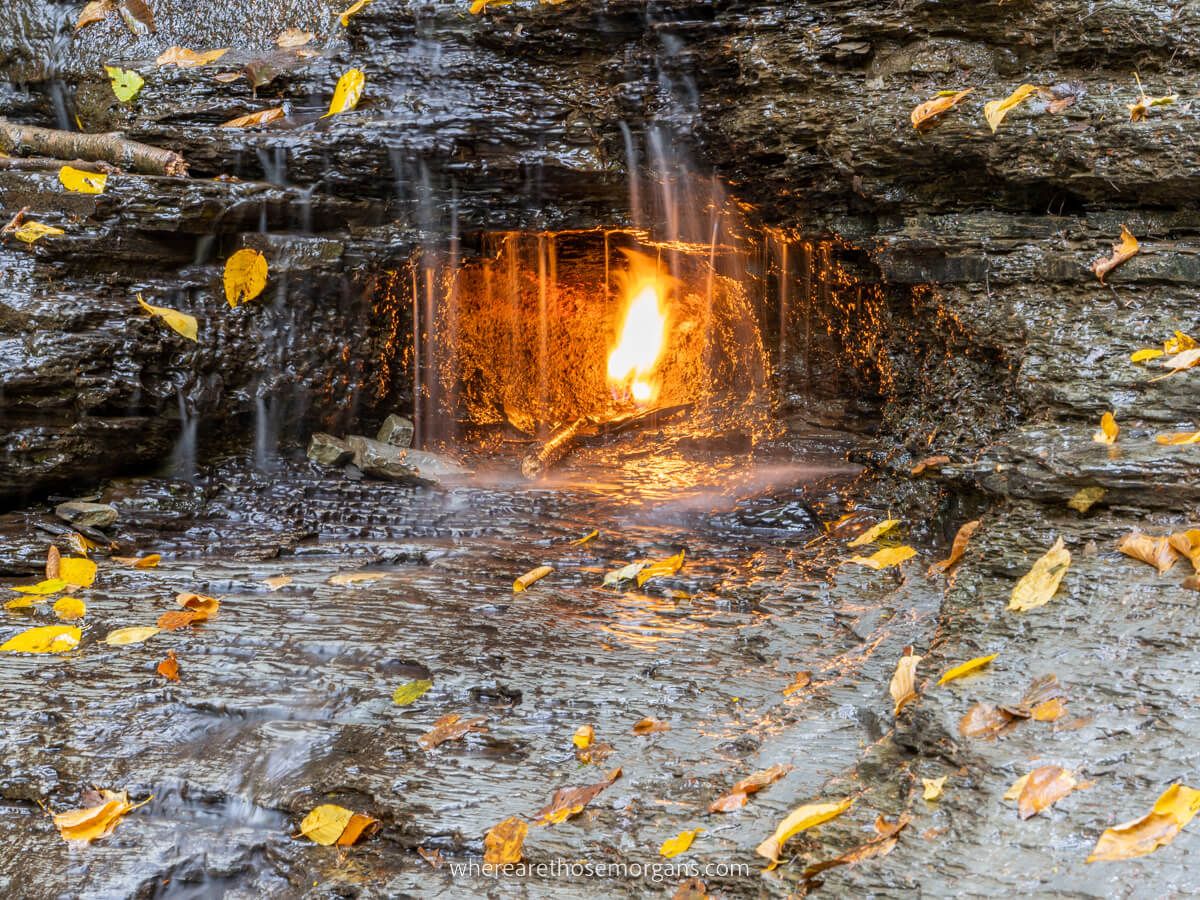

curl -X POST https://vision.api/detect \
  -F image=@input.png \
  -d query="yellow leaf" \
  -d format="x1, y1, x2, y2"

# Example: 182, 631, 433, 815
570, 529, 599, 546
847, 518, 900, 548
1129, 92, 1178, 122
263, 575, 293, 591
136, 293, 197, 340
1092, 412, 1118, 444
103, 625, 160, 645
1164, 331, 1197, 354
13, 221, 65, 244
328, 571, 387, 585
483, 816, 527, 864
636, 550, 685, 586
1092, 225, 1140, 284
1008, 537, 1070, 611
1157, 431, 1200, 446
5, 596, 36, 610
471, 0, 515, 13
1004, 773, 1030, 802
298, 804, 355, 845
756, 798, 854, 865
324, 69, 365, 117
76, 0, 114, 30
910, 88, 974, 130
10, 578, 68, 595
660, 828, 701, 858
889, 651, 922, 716
1131, 348, 1164, 363
277, 28, 315, 48
1, 624, 81, 653
513, 565, 552, 593
112, 553, 161, 568
983, 83, 1042, 132
938, 653, 998, 686
1117, 532, 1179, 573
848, 546, 916, 570
603, 560, 646, 586
221, 108, 285, 128
54, 790, 148, 842
339, 0, 375, 26
1088, 784, 1200, 862
573, 724, 594, 749
393, 679, 433, 706
53, 597, 86, 621
104, 65, 144, 102
223, 248, 268, 307
58, 165, 107, 194
1068, 486, 1105, 513
58, 557, 97, 587
922, 776, 948, 801
155, 47, 229, 68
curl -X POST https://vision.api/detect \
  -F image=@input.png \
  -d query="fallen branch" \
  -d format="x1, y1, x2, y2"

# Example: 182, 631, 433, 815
521, 418, 588, 480
0, 119, 188, 176
0, 157, 122, 174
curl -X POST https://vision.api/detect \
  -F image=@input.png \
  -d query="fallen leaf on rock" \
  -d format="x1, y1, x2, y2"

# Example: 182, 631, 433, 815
1009, 537, 1070, 611
13, 221, 65, 244
847, 519, 900, 548
54, 789, 148, 842
156, 46, 228, 68
938, 652, 998, 686
470, 0, 514, 13
117, 0, 155, 34
1151, 348, 1200, 382
324, 69, 365, 117
393, 679, 433, 706
417, 846, 444, 868
1091, 225, 1140, 284
263, 575, 292, 591
137, 293, 198, 340
756, 797, 854, 866
112, 552, 161, 568
340, 0, 375, 25
709, 791, 748, 813
105, 65, 144, 102
1165, 332, 1197, 354
104, 625, 159, 645
711, 764, 793, 813
782, 670, 812, 696
573, 724, 594, 749
889, 647, 922, 716
58, 557, 96, 587
1031, 697, 1066, 721
1016, 765, 1078, 819
911, 455, 951, 475
177, 592, 219, 617
53, 597, 86, 621
533, 767, 621, 825
513, 564, 552, 593
576, 740, 614, 765
661, 829, 701, 857
59, 165, 107, 194
1093, 412, 1119, 444
277, 28, 315, 48
10, 578, 68, 595
224, 248, 268, 306
1068, 486, 1106, 513
673, 878, 710, 900
1185, 574, 1200, 591
603, 560, 646, 586
571, 528, 599, 546
328, 570, 386, 585
929, 519, 981, 574
923, 776, 947, 801
1168, 530, 1200, 571
1004, 773, 1030, 801
636, 549, 685, 586
157, 649, 179, 681
418, 713, 487, 750
1087, 783, 1200, 862
67, 532, 105, 555
803, 814, 910, 878
221, 107, 286, 128
1156, 431, 1200, 445
633, 717, 670, 735
1, 624, 81, 653
911, 88, 974, 130
157, 610, 202, 630
849, 546, 916, 570
959, 703, 1018, 739
1128, 75, 1178, 122
984, 83, 1043, 132
1117, 532, 1178, 573
76, 0, 114, 30
46, 545, 60, 580
297, 804, 378, 845
1131, 348, 1164, 363
484, 816, 527, 863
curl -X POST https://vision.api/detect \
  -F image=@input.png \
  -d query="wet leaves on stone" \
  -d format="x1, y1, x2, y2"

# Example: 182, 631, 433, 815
224, 249, 269, 306
929, 519, 981, 575
1128, 74, 1178, 122
847, 518, 899, 548
1091, 225, 1139, 284
12, 221, 65, 244
1087, 784, 1200, 862
222, 108, 286, 129
484, 816, 527, 863
1008, 537, 1070, 611
889, 647, 922, 716
277, 29, 315, 49
418, 713, 488, 750
297, 804, 379, 846
105, 66, 145, 103
910, 88, 973, 131
54, 789, 149, 842
1117, 532, 1179, 573
340, 0, 375, 26
603, 560, 646, 586
849, 545, 916, 570
53, 597, 86, 621
1007, 765, 1078, 819
660, 829, 701, 857
1092, 411, 1119, 444
393, 679, 433, 706
324, 69, 366, 118
75, 1, 114, 30
570, 528, 599, 546
104, 625, 160, 645
117, 0, 155, 34
112, 553, 161, 568
1151, 347, 1200, 382
755, 797, 853, 867
1068, 487, 1106, 513
938, 652, 997, 686
157, 649, 179, 681
513, 564, 552, 592
911, 454, 950, 475
636, 549, 684, 586
138, 294, 198, 341
533, 767, 621, 825
10, 578, 68, 595
983, 83, 1044, 132
0, 625, 81, 653
922, 776, 947, 801
633, 717, 670, 735
802, 814, 909, 879
1156, 430, 1200, 446
710, 763, 793, 813
59, 165, 107, 194
156, 47, 229, 68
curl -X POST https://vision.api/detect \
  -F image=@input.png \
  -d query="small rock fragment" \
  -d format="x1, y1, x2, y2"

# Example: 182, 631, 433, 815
306, 432, 354, 467
376, 414, 415, 448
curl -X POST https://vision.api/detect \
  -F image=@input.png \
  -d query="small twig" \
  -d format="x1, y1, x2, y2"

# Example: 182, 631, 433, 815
0, 119, 187, 176
0, 156, 122, 174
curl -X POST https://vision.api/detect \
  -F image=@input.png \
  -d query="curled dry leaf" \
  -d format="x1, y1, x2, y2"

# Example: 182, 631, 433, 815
603, 560, 646, 586
533, 767, 621, 825
889, 647, 922, 717
755, 797, 854, 866
224, 248, 269, 306
911, 454, 950, 476
1, 625, 81, 653
847, 519, 899, 548
849, 545, 916, 570
1156, 431, 1200, 445
417, 713, 487, 750
573, 724, 594, 749
277, 28, 315, 48
324, 69, 366, 117
483, 816, 527, 864
660, 829, 701, 858
1016, 765, 1078, 819
633, 717, 670, 735
156, 47, 229, 68
983, 83, 1043, 132
636, 549, 685, 586
221, 108, 285, 129
1117, 532, 1179, 574
1093, 412, 1119, 444
1087, 783, 1200, 862
782, 670, 812, 696
710, 763, 793, 813
513, 564, 552, 593
929, 519, 981, 574
910, 88, 974, 130
138, 294, 197, 341
922, 776, 948, 801
54, 789, 148, 842
938, 652, 998, 686
157, 649, 180, 681
1009, 537, 1070, 611
297, 804, 378, 846
1091, 225, 1139, 284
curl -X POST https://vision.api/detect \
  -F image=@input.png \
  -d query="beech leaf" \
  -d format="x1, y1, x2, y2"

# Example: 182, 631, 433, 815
889, 649, 922, 716
483, 816, 527, 864
53, 597, 86, 621
849, 545, 916, 570
1, 625, 81, 653
223, 248, 268, 306
14, 221, 65, 244
755, 798, 854, 865
1009, 537, 1070, 611
138, 293, 197, 341
59, 165, 107, 194
910, 88, 973, 130
324, 69, 365, 117
221, 108, 285, 129
1087, 784, 1200, 862
103, 625, 160, 645
1116, 532, 1179, 573
938, 652, 998, 686
105, 65, 144, 102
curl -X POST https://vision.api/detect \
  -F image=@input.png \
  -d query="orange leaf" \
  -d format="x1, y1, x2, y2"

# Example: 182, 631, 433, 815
1117, 533, 1179, 574
483, 816, 527, 864
929, 519, 981, 574
1091, 225, 1140, 284
156, 650, 180, 681
910, 88, 974, 130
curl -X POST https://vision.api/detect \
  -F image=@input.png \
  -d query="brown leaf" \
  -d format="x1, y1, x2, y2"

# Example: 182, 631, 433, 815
959, 703, 1018, 739
889, 647, 922, 717
911, 454, 951, 476
910, 88, 974, 130
222, 108, 286, 129
802, 813, 909, 878
1018, 765, 1078, 819
76, 1, 115, 30
874, 813, 911, 839
483, 816, 527, 864
533, 768, 621, 825
708, 791, 748, 813
157, 610, 203, 630
1117, 532, 1179, 574
417, 713, 487, 750
337, 813, 380, 846
117, 0, 155, 34
929, 519, 981, 574
1168, 530, 1200, 572
711, 764, 793, 812
1091, 225, 1139, 284
417, 846, 444, 869
575, 740, 614, 765
1020, 673, 1066, 710
782, 671, 812, 696
46, 545, 61, 580
177, 592, 220, 617
672, 879, 710, 900
156, 650, 179, 682
633, 717, 670, 735
1087, 784, 1200, 862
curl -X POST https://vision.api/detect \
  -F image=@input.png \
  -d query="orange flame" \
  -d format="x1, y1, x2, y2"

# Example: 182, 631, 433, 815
607, 271, 668, 406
